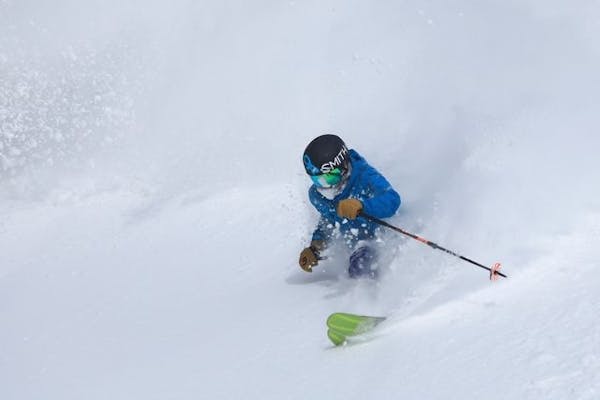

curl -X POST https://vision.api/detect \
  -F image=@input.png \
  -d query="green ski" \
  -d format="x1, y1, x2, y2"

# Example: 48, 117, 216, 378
326, 312, 386, 346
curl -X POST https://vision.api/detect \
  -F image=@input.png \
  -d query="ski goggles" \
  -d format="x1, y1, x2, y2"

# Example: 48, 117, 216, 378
310, 168, 344, 188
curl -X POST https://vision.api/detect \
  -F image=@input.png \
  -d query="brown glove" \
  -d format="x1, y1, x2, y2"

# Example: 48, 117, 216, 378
337, 198, 363, 220
299, 240, 325, 272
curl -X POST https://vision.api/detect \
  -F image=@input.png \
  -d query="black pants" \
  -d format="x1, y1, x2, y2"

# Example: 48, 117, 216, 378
348, 245, 378, 278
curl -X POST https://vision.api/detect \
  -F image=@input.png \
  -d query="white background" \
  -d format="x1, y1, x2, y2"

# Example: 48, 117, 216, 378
1, 1, 600, 399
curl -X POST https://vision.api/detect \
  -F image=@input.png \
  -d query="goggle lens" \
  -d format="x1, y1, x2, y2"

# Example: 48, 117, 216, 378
310, 168, 343, 188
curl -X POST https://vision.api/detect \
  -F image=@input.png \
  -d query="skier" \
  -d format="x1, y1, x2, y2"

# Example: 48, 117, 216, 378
299, 134, 401, 278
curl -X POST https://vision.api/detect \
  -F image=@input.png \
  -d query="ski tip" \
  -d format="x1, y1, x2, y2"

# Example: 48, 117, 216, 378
326, 313, 343, 327
327, 329, 346, 346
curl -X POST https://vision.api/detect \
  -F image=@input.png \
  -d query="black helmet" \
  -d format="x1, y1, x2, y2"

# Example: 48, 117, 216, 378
303, 134, 350, 176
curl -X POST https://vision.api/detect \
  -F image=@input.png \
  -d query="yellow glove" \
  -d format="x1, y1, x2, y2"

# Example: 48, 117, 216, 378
337, 198, 363, 220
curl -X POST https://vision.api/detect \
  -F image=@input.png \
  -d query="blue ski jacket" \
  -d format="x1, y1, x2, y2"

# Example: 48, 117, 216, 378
309, 149, 401, 246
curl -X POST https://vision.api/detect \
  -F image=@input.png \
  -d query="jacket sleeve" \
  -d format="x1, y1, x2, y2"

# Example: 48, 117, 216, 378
311, 216, 336, 242
309, 186, 336, 242
360, 166, 401, 218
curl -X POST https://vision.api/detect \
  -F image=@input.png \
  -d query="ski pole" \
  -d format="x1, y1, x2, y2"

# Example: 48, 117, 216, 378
359, 212, 507, 280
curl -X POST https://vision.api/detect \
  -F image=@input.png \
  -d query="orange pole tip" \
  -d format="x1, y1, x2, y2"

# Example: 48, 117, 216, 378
490, 262, 502, 281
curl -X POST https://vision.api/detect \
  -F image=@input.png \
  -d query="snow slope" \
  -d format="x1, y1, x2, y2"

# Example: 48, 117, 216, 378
2, 1, 600, 399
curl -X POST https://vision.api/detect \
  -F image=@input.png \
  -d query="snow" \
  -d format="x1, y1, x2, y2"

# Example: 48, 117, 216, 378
2, 1, 600, 399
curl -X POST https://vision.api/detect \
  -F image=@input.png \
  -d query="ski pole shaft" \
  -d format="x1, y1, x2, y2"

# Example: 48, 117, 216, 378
360, 212, 507, 279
